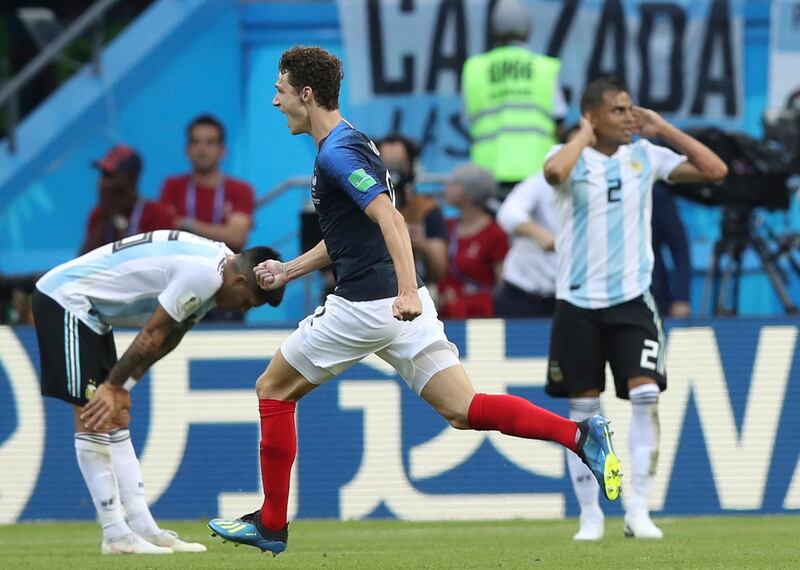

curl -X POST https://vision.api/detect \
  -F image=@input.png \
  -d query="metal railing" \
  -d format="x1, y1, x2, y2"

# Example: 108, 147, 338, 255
254, 176, 311, 209
0, 0, 120, 154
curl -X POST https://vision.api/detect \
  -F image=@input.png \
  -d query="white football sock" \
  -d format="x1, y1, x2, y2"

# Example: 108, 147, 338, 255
110, 429, 160, 538
627, 383, 661, 517
567, 398, 603, 522
75, 433, 130, 541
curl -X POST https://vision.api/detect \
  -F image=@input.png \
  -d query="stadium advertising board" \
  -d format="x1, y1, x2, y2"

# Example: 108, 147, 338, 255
1, 319, 799, 523
338, 0, 745, 173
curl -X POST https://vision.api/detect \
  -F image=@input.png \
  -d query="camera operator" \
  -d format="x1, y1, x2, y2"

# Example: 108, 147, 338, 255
377, 134, 448, 286
763, 88, 800, 173
671, 104, 800, 315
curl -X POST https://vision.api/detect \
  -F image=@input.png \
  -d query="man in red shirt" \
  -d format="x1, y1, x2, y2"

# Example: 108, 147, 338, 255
159, 115, 255, 252
80, 145, 174, 255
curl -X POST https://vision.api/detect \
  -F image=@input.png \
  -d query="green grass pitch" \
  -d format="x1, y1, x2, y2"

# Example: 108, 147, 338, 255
1, 516, 797, 569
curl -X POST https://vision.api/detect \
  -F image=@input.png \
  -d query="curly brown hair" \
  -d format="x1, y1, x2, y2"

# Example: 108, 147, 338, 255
278, 46, 343, 111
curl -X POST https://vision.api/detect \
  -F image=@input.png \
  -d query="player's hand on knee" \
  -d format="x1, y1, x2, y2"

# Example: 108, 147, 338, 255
116, 388, 132, 409
112, 407, 131, 429
254, 259, 288, 291
81, 383, 123, 430
112, 390, 132, 427
392, 291, 422, 321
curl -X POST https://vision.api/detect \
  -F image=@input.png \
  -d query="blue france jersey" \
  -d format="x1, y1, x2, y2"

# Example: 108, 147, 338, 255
313, 120, 422, 301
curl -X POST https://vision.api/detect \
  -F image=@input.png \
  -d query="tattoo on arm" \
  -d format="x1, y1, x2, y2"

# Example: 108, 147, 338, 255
105, 323, 182, 385
126, 325, 190, 380
106, 334, 156, 386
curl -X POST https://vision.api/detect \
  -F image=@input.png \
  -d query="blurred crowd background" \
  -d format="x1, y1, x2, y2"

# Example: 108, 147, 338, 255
2, 0, 800, 326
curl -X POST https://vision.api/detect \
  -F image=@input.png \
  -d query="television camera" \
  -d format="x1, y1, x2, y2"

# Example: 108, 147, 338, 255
670, 117, 800, 315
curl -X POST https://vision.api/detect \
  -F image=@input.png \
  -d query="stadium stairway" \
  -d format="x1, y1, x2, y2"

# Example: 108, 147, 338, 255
0, 0, 237, 274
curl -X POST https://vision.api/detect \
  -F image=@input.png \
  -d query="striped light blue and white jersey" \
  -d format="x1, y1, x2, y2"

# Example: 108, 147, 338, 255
36, 230, 231, 334
549, 139, 686, 309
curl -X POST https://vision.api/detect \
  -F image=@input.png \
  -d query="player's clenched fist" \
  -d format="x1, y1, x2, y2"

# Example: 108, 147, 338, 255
392, 291, 422, 321
254, 259, 288, 291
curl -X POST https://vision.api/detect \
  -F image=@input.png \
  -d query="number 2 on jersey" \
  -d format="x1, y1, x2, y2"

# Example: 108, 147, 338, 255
607, 178, 622, 202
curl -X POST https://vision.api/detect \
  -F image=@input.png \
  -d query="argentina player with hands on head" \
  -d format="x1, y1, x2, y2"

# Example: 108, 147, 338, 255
32, 230, 284, 554
543, 77, 727, 541
208, 46, 622, 556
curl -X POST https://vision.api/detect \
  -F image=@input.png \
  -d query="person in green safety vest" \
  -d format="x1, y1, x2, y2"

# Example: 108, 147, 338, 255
461, 0, 567, 202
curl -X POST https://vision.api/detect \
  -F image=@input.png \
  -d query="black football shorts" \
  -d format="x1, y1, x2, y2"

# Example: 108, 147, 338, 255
546, 293, 666, 400
32, 290, 118, 406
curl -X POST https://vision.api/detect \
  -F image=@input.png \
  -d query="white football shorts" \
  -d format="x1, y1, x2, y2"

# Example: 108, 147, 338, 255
280, 286, 460, 394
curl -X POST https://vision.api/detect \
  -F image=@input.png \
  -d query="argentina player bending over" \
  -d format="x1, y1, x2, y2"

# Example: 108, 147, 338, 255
208, 46, 622, 556
32, 230, 284, 554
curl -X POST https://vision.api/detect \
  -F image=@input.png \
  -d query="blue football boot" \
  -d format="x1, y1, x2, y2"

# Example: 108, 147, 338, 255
576, 415, 622, 500
208, 510, 288, 556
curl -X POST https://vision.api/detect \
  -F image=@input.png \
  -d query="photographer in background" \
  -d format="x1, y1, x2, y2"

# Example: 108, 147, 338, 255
377, 134, 448, 286
764, 89, 800, 169
80, 145, 173, 254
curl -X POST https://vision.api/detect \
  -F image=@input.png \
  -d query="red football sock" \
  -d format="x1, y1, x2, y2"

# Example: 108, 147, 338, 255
467, 393, 579, 451
258, 399, 297, 532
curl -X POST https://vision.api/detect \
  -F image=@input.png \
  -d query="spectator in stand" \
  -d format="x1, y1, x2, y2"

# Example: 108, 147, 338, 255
159, 114, 255, 252
651, 182, 692, 317
438, 163, 509, 319
493, 126, 583, 318
377, 134, 448, 286
494, 170, 558, 317
0, 273, 39, 325
80, 145, 173, 255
